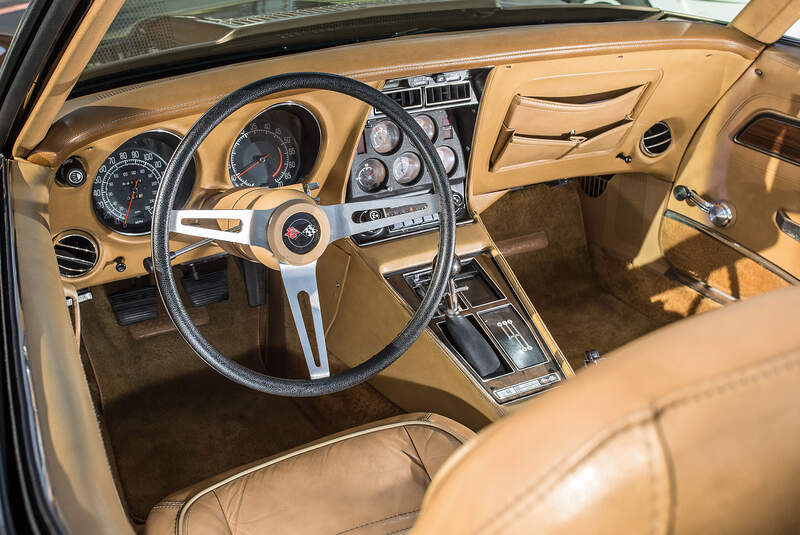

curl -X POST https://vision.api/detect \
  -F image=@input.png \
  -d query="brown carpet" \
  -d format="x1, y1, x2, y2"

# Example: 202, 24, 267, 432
481, 183, 661, 371
80, 259, 400, 523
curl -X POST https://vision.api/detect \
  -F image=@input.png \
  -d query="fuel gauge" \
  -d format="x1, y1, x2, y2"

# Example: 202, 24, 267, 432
355, 158, 387, 192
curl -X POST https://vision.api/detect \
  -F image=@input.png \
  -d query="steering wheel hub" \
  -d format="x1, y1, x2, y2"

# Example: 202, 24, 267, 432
267, 200, 330, 265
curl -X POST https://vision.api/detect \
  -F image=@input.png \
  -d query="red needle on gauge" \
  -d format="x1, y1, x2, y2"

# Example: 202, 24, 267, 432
234, 153, 270, 180
123, 179, 139, 226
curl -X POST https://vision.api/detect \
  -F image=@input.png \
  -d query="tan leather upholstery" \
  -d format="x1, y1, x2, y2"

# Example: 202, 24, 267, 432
414, 285, 800, 534
144, 413, 473, 535
147, 286, 800, 534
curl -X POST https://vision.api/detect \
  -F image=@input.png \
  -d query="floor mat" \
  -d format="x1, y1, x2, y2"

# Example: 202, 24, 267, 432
103, 370, 321, 522
481, 183, 660, 371
80, 260, 400, 522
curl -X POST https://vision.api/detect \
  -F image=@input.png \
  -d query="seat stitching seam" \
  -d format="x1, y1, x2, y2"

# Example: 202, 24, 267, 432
481, 416, 653, 535
658, 350, 800, 413
335, 509, 419, 535
479, 349, 800, 534
645, 423, 658, 535
212, 491, 233, 535
232, 473, 248, 533
402, 426, 431, 482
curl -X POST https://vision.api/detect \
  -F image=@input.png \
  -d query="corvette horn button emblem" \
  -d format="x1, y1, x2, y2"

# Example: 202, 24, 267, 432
281, 213, 322, 255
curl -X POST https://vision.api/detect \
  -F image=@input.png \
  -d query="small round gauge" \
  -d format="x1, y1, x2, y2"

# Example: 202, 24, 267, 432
414, 115, 436, 141
392, 152, 422, 185
229, 116, 301, 188
92, 131, 195, 235
370, 120, 401, 154
436, 145, 457, 174
355, 158, 387, 192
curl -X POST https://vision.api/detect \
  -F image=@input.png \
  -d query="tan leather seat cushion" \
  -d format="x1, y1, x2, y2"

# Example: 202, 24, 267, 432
413, 285, 800, 534
144, 412, 473, 535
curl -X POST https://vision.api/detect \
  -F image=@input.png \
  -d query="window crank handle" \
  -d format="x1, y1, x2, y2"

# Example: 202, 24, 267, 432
674, 186, 736, 228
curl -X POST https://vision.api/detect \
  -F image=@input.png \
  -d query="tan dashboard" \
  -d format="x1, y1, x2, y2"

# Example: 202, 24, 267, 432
27, 20, 762, 289
43, 89, 374, 287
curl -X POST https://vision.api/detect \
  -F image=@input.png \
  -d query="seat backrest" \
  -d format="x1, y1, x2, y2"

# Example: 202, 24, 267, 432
412, 286, 800, 535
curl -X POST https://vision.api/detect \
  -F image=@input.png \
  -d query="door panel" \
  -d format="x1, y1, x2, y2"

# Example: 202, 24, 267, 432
664, 43, 800, 291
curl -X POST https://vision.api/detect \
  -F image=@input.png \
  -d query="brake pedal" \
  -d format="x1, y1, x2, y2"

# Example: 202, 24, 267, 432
108, 286, 159, 326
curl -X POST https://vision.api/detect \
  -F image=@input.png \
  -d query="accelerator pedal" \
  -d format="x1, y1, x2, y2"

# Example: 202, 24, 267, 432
180, 261, 229, 308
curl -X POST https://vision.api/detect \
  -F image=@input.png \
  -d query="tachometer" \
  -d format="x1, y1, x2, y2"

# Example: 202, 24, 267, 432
91, 131, 195, 235
229, 116, 301, 188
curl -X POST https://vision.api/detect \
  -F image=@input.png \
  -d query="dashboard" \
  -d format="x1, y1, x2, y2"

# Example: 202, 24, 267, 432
34, 21, 758, 289
46, 70, 483, 287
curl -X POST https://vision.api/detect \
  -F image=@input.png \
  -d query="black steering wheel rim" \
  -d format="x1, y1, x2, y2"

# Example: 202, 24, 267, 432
152, 72, 456, 397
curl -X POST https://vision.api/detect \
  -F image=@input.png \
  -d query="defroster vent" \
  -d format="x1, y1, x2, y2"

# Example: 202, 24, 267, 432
425, 81, 471, 105
54, 233, 98, 278
384, 87, 423, 109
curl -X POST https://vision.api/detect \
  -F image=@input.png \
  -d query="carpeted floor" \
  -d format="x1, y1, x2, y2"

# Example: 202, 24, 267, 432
481, 183, 663, 371
80, 259, 401, 523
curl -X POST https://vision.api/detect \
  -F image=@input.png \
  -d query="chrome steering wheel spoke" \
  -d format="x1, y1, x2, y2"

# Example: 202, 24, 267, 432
169, 209, 271, 248
279, 261, 330, 380
322, 193, 439, 242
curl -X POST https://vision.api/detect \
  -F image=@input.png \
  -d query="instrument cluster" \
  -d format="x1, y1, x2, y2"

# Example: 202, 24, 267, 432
349, 108, 466, 199
85, 103, 321, 236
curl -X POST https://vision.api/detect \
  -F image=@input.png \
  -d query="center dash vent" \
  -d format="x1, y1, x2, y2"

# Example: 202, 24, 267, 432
54, 233, 98, 278
384, 87, 423, 109
425, 81, 471, 105
641, 121, 672, 156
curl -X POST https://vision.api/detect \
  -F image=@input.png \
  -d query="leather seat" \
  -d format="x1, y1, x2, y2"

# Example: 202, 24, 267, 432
146, 286, 800, 534
144, 413, 474, 534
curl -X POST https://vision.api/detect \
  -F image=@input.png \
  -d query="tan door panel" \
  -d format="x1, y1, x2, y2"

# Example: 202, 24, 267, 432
665, 44, 800, 283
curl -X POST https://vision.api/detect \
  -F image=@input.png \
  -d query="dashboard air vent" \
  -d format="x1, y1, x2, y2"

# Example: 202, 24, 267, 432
425, 82, 470, 105
641, 121, 672, 156
384, 87, 423, 109
54, 233, 98, 278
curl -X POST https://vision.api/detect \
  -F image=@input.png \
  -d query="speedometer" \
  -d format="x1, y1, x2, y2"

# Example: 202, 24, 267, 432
229, 114, 301, 188
91, 131, 195, 235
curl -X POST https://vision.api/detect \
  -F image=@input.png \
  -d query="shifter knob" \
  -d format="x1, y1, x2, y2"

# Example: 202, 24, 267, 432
433, 253, 461, 278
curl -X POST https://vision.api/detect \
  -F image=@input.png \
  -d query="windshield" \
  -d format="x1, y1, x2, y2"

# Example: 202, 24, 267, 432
647, 0, 799, 39
80, 0, 659, 87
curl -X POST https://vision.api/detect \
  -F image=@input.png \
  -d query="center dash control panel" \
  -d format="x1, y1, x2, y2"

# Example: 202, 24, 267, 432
347, 70, 486, 245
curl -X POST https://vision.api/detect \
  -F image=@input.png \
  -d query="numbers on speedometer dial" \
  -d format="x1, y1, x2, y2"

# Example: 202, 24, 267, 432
91, 131, 195, 235
229, 116, 301, 188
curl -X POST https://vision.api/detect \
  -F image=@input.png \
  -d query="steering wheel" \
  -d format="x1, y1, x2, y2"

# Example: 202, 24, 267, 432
151, 73, 456, 397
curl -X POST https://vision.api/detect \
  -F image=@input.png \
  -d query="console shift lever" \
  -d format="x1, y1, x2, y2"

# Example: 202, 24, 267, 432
436, 254, 506, 379
444, 254, 462, 314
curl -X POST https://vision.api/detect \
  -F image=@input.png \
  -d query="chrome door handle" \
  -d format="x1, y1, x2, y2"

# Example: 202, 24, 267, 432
776, 209, 800, 243
673, 186, 736, 228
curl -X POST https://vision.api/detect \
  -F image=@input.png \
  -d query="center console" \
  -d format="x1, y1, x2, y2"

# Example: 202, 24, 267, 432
387, 252, 567, 404
348, 69, 567, 404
